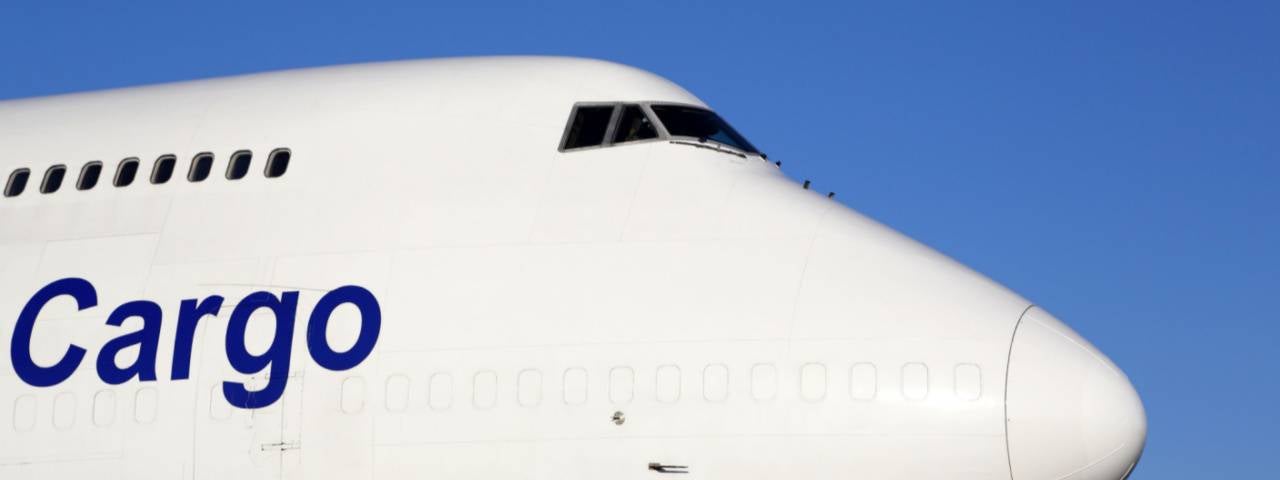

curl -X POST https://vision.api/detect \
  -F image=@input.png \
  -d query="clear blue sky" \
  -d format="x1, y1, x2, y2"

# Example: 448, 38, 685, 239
2, 2, 1276, 477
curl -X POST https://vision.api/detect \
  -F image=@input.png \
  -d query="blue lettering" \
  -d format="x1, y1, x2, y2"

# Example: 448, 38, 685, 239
223, 291, 297, 409
171, 296, 224, 380
11, 278, 95, 387
10, 279, 382, 410
95, 300, 163, 385
307, 285, 381, 371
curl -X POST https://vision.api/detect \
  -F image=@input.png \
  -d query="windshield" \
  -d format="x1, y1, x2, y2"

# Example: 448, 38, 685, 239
613, 105, 658, 143
650, 105, 760, 154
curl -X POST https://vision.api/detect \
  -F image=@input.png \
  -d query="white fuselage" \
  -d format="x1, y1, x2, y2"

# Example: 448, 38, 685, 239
0, 57, 1145, 480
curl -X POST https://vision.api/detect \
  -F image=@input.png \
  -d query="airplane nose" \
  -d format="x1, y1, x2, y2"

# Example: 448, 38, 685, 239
1006, 307, 1147, 480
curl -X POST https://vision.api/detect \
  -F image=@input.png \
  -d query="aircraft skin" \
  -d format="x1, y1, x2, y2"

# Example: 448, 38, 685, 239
0, 57, 1145, 480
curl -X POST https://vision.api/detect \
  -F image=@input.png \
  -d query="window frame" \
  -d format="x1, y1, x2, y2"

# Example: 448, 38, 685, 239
226, 150, 252, 180
648, 103, 759, 155
558, 103, 623, 152
611, 104, 661, 145
78, 161, 104, 191
264, 148, 291, 178
558, 101, 747, 153
151, 154, 177, 185
40, 164, 68, 194
114, 157, 140, 188
5, 168, 31, 197
188, 152, 214, 182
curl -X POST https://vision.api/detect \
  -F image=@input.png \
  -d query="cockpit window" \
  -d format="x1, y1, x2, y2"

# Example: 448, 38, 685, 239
558, 102, 763, 157
561, 105, 616, 150
613, 105, 657, 144
649, 104, 759, 154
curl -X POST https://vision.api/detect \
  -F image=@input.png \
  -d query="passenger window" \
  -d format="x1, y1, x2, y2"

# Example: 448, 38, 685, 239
78, 162, 103, 190
93, 390, 117, 427
134, 387, 158, 424
750, 363, 778, 401
473, 371, 498, 409
561, 105, 616, 150
265, 148, 290, 178
4, 168, 30, 197
655, 365, 681, 403
612, 105, 657, 144
41, 165, 67, 194
428, 373, 453, 410
226, 150, 252, 180
703, 364, 730, 402
13, 395, 36, 432
902, 363, 929, 401
189, 153, 213, 182
517, 369, 543, 407
208, 386, 231, 421
52, 392, 76, 430
609, 367, 635, 404
341, 376, 366, 414
954, 364, 982, 401
849, 363, 877, 401
799, 363, 828, 402
563, 367, 588, 405
151, 155, 176, 184
385, 375, 410, 413
115, 158, 140, 187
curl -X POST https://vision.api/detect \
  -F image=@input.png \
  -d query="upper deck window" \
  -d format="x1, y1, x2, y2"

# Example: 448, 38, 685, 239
115, 158, 139, 187
650, 104, 758, 154
5, 168, 31, 197
226, 150, 252, 180
151, 155, 176, 184
189, 153, 213, 182
613, 105, 657, 144
265, 149, 290, 178
78, 162, 103, 190
561, 105, 616, 150
41, 165, 67, 194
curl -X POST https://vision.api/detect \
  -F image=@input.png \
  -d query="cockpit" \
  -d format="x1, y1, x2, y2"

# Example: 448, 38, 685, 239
559, 102, 761, 157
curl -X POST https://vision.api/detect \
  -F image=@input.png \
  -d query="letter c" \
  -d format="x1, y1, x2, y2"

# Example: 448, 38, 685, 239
11, 277, 96, 387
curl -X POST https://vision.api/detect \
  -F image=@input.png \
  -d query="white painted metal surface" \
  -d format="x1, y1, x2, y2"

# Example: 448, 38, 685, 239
0, 56, 1144, 479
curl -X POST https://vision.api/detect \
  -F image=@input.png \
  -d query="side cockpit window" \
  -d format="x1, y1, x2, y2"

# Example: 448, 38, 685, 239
613, 105, 657, 144
561, 105, 616, 150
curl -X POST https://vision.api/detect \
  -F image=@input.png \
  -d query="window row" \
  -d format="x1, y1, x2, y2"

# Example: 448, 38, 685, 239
3, 148, 292, 198
5, 362, 985, 431
10, 388, 157, 433
319, 362, 984, 415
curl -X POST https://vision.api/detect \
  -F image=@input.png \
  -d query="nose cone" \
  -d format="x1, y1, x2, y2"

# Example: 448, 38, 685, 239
1006, 307, 1147, 480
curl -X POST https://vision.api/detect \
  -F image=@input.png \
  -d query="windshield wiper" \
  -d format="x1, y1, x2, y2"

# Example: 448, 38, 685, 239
669, 137, 759, 159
